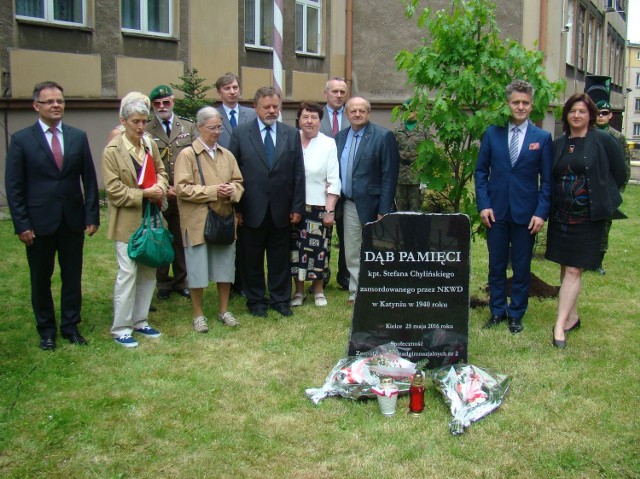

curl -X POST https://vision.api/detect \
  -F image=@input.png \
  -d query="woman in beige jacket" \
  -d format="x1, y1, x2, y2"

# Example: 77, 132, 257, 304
102, 93, 169, 348
174, 107, 244, 333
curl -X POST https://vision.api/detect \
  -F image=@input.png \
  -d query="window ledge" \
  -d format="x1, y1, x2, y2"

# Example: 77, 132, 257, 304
121, 31, 178, 42
295, 52, 325, 59
16, 17, 93, 32
245, 45, 273, 53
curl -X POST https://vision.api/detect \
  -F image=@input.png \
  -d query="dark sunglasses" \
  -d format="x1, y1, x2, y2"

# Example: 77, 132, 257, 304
597, 111, 611, 116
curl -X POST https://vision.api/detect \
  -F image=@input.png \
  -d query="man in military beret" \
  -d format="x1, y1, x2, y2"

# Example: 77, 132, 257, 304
394, 100, 426, 212
593, 100, 631, 275
147, 85, 198, 300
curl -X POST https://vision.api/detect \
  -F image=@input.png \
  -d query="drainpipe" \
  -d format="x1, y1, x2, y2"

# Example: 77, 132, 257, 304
345, 0, 353, 96
539, 0, 548, 59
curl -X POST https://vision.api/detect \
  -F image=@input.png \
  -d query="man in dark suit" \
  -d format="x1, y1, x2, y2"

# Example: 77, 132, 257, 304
320, 77, 350, 290
474, 79, 553, 333
228, 86, 305, 317
5, 81, 100, 350
215, 72, 257, 149
335, 97, 400, 304
146, 85, 197, 301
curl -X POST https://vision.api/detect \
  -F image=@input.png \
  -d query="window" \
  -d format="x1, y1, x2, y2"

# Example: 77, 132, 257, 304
633, 123, 640, 137
576, 5, 585, 70
15, 0, 86, 25
637, 73, 640, 87
565, 0, 574, 65
594, 23, 601, 73
635, 98, 640, 112
245, 0, 273, 48
296, 0, 321, 54
121, 0, 172, 36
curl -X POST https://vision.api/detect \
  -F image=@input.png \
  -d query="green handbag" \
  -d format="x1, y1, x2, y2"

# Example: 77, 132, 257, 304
127, 202, 175, 267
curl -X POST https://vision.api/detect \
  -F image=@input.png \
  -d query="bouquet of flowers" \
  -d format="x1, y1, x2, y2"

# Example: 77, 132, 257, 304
431, 364, 512, 435
305, 343, 417, 405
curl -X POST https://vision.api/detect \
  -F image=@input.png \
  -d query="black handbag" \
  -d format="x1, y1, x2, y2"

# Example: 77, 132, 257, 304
194, 150, 235, 245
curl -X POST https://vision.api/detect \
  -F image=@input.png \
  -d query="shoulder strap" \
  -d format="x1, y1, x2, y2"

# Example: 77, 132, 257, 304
192, 145, 206, 186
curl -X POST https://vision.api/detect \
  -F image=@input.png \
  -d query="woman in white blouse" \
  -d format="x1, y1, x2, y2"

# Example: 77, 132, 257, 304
290, 102, 341, 307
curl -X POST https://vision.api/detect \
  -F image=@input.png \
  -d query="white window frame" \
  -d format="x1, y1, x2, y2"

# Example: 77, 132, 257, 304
15, 0, 87, 26
245, 0, 273, 49
296, 0, 322, 55
565, 0, 574, 65
633, 123, 640, 137
636, 73, 640, 87
121, 0, 173, 38
634, 98, 640, 112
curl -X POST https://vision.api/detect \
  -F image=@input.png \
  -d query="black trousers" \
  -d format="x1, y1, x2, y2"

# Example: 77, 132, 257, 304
240, 210, 292, 311
25, 221, 85, 339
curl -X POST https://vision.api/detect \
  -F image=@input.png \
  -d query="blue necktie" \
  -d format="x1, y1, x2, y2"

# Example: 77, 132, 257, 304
264, 125, 275, 167
509, 126, 519, 166
344, 133, 359, 198
230, 110, 237, 128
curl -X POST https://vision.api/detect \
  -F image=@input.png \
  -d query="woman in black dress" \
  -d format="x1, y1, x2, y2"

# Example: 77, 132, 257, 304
546, 93, 627, 348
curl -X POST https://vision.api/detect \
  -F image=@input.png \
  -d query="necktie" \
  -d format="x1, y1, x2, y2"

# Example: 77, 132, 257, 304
230, 110, 237, 128
509, 126, 519, 166
332, 110, 339, 136
264, 125, 275, 167
163, 120, 171, 138
344, 133, 359, 198
49, 127, 63, 170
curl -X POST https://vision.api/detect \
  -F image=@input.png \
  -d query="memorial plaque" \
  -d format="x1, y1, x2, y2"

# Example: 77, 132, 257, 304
347, 213, 470, 368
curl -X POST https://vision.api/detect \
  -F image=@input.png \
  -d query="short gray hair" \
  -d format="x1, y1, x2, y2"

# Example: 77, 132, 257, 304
120, 92, 150, 119
505, 80, 534, 100
196, 106, 222, 126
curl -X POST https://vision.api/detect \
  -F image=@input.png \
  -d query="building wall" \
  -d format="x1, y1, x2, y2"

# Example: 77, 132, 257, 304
625, 44, 640, 140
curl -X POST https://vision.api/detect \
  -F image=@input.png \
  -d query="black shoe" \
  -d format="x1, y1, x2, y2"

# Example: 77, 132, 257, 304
337, 277, 350, 291
176, 288, 191, 299
564, 318, 581, 333
157, 289, 171, 300
273, 305, 294, 317
552, 328, 566, 349
40, 337, 56, 351
483, 314, 506, 329
508, 317, 523, 334
249, 308, 267, 318
63, 332, 88, 345
149, 304, 157, 313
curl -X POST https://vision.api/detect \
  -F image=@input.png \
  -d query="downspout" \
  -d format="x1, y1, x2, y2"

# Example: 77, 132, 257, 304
539, 0, 548, 58
346, 0, 353, 96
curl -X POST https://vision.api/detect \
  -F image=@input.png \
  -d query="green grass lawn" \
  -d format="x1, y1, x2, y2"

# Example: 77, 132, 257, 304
1, 187, 638, 478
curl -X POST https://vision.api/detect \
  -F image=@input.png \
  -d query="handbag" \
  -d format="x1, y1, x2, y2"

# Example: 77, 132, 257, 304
194, 149, 235, 245
128, 202, 175, 267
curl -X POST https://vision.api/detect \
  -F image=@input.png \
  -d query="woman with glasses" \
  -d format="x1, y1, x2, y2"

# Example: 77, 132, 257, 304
102, 92, 168, 348
545, 93, 627, 349
174, 107, 244, 333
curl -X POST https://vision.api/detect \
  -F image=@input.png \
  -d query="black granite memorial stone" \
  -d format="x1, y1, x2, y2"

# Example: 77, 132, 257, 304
347, 213, 470, 368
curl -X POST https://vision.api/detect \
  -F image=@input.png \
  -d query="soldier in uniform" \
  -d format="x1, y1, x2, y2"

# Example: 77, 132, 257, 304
593, 100, 631, 275
147, 85, 198, 299
394, 102, 425, 211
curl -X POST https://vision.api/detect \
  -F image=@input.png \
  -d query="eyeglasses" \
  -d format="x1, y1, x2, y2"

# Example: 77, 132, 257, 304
153, 100, 172, 107
597, 111, 611, 116
35, 99, 65, 105
204, 125, 223, 132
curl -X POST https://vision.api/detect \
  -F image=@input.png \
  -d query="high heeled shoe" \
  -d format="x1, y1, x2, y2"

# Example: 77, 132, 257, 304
564, 317, 581, 334
552, 327, 566, 349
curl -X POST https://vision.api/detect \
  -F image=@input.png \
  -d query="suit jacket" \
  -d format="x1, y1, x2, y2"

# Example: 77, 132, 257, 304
320, 106, 348, 138
335, 122, 400, 224
146, 116, 197, 185
5, 122, 100, 236
228, 120, 305, 229
102, 135, 169, 242
216, 104, 257, 148
475, 122, 553, 224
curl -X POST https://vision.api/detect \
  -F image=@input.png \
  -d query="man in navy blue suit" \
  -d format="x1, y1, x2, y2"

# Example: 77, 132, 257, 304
474, 80, 552, 333
335, 97, 400, 304
5, 81, 100, 350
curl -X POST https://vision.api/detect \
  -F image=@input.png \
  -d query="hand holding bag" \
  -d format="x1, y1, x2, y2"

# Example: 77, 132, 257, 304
128, 202, 175, 267
194, 150, 235, 246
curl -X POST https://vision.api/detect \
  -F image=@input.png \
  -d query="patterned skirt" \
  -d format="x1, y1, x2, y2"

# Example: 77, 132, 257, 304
290, 205, 331, 281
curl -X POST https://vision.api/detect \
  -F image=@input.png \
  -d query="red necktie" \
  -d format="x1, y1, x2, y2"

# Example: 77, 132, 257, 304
332, 110, 339, 136
49, 127, 63, 170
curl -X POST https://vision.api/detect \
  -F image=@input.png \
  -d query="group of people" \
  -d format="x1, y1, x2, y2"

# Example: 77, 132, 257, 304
6, 77, 628, 352
475, 80, 628, 349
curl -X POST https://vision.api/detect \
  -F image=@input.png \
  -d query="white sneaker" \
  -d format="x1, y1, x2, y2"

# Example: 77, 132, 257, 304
290, 293, 305, 307
218, 311, 239, 327
314, 293, 328, 307
193, 316, 209, 333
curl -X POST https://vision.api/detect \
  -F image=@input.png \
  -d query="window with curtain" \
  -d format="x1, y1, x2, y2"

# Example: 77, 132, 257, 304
121, 0, 171, 36
16, 0, 85, 25
296, 0, 321, 54
245, 0, 273, 48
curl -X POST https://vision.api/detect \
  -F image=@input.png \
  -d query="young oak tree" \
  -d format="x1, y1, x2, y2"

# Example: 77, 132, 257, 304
395, 0, 564, 232
170, 68, 214, 122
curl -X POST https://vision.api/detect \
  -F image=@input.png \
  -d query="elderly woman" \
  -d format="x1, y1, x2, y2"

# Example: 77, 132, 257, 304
290, 102, 341, 307
546, 93, 627, 349
174, 107, 244, 333
103, 93, 168, 348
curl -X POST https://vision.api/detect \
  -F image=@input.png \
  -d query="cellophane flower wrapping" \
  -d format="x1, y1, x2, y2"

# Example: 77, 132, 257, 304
431, 364, 512, 435
305, 343, 417, 404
